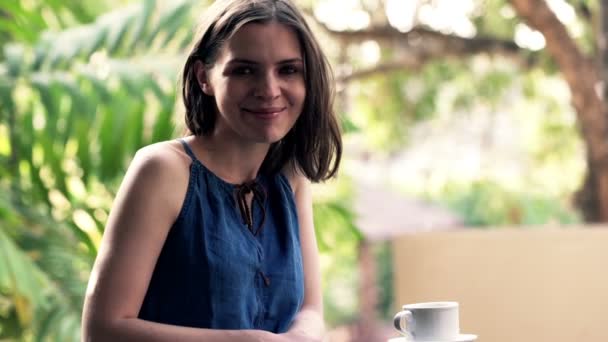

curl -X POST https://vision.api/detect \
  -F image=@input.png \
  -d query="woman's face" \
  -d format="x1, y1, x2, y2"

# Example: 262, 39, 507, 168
197, 21, 306, 144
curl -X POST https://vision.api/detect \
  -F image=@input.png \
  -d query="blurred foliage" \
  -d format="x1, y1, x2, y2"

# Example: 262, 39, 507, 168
0, 0, 97, 46
0, 0, 197, 338
324, 0, 592, 328
438, 179, 581, 226
374, 242, 394, 321
313, 176, 362, 326
351, 72, 412, 150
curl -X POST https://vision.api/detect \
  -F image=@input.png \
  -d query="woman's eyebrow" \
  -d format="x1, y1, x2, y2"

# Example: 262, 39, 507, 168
227, 58, 257, 65
277, 58, 304, 64
227, 58, 303, 65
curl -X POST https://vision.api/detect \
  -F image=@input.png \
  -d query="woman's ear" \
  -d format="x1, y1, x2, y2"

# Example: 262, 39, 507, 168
194, 60, 214, 96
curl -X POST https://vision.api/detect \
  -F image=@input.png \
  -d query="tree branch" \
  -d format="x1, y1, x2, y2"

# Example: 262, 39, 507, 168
510, 0, 606, 160
510, 0, 595, 95
331, 25, 519, 54
337, 59, 422, 84
313, 16, 536, 64
302, 8, 538, 82
510, 0, 608, 221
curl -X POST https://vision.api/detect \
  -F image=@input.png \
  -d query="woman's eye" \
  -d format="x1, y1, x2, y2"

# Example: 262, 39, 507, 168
233, 67, 254, 75
280, 65, 300, 75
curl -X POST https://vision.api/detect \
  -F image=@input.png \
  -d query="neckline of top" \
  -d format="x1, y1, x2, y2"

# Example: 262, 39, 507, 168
179, 138, 264, 190
194, 158, 264, 190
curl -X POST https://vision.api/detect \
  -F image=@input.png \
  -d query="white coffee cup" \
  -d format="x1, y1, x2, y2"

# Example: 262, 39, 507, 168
393, 301, 464, 341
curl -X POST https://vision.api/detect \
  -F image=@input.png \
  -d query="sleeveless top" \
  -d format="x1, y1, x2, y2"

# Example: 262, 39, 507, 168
137, 139, 305, 333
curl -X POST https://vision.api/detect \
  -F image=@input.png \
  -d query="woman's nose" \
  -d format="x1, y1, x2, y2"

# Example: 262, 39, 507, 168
253, 73, 280, 100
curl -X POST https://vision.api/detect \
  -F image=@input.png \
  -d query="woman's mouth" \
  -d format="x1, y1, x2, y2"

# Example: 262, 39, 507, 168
243, 107, 286, 118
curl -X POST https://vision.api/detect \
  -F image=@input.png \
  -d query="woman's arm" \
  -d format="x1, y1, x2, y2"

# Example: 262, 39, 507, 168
81, 143, 276, 342
282, 174, 325, 341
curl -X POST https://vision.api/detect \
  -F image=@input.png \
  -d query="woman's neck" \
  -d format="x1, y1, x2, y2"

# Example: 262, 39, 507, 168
190, 134, 270, 185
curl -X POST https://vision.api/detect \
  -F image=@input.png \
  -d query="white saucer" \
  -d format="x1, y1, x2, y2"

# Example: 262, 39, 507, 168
388, 334, 477, 342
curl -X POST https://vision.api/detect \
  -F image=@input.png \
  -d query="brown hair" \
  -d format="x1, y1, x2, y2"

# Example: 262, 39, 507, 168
181, 0, 341, 182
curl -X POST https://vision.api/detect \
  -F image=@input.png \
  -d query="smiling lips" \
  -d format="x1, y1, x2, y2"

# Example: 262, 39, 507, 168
243, 107, 286, 119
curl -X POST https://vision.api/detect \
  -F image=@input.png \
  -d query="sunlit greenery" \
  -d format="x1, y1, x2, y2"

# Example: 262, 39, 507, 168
0, 0, 594, 339
1, 0, 198, 339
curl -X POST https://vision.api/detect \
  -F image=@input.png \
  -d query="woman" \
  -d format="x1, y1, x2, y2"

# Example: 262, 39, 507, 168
81, 0, 341, 341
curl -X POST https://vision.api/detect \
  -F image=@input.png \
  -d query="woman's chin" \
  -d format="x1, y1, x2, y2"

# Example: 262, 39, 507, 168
253, 130, 289, 145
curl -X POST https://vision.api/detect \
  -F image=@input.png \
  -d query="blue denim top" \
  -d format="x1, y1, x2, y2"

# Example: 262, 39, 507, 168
138, 139, 304, 333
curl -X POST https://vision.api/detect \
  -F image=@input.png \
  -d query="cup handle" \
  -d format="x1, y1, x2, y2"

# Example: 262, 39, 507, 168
393, 309, 414, 340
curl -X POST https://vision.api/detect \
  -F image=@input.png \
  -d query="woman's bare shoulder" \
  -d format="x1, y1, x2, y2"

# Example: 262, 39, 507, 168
281, 163, 309, 195
133, 139, 191, 168
123, 140, 192, 206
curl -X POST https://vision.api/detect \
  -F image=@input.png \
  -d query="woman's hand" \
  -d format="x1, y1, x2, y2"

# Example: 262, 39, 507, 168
278, 330, 323, 342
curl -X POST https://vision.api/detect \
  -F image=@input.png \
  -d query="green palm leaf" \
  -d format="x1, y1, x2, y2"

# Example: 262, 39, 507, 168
1, 1, 200, 339
0, 226, 49, 327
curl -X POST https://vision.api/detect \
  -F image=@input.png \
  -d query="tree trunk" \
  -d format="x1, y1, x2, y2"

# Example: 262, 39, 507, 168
510, 0, 608, 222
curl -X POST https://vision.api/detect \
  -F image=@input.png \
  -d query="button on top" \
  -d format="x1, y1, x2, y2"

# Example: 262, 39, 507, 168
259, 270, 271, 287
